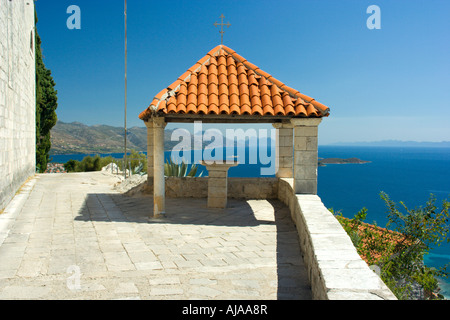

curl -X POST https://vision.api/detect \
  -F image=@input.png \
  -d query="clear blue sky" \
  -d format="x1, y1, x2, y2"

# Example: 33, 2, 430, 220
35, 0, 450, 144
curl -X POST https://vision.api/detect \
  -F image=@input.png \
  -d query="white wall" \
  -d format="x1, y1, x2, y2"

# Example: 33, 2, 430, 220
0, 0, 36, 211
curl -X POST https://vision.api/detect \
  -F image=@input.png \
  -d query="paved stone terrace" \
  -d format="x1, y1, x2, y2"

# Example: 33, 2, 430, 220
0, 172, 311, 300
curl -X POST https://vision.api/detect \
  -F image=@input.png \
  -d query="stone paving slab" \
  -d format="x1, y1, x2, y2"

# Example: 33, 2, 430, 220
0, 172, 311, 300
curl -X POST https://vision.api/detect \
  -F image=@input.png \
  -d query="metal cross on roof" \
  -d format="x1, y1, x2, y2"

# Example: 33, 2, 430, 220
214, 14, 231, 45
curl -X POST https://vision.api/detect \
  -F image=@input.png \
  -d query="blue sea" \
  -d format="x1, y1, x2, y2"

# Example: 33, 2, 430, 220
316, 146, 450, 299
51, 146, 450, 298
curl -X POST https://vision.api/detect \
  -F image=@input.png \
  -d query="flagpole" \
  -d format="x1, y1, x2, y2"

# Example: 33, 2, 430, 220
124, 0, 128, 179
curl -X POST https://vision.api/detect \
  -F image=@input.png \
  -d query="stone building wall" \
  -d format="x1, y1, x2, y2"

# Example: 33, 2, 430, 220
0, 0, 36, 211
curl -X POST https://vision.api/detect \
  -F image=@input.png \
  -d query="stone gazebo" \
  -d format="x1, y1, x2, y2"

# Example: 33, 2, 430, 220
137, 45, 398, 301
139, 45, 330, 217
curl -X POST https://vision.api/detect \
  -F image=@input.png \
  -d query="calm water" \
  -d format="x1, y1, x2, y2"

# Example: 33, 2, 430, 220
51, 146, 450, 297
317, 146, 450, 298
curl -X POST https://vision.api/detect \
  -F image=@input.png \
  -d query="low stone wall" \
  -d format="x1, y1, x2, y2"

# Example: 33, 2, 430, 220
164, 177, 207, 198
228, 178, 278, 199
149, 177, 278, 200
278, 178, 397, 300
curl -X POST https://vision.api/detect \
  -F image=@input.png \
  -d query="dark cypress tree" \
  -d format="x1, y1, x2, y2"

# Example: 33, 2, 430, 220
35, 10, 58, 173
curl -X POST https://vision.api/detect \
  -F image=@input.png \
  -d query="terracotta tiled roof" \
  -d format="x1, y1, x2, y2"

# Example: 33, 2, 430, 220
139, 45, 330, 120
337, 216, 409, 264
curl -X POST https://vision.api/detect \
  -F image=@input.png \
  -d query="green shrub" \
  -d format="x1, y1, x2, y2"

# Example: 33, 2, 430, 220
77, 155, 100, 172
164, 158, 203, 177
64, 155, 109, 173
99, 156, 114, 169
64, 152, 148, 175
332, 193, 450, 300
125, 150, 147, 175
64, 159, 78, 172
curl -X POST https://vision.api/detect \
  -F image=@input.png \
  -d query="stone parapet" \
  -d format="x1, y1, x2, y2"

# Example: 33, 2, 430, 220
278, 178, 397, 300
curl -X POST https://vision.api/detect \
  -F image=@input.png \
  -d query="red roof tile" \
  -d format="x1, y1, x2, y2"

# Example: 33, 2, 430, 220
139, 45, 330, 120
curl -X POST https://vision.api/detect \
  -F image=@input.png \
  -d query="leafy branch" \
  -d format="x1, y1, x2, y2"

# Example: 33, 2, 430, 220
333, 192, 450, 300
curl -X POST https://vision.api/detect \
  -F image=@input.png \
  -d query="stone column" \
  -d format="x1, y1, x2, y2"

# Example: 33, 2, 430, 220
202, 161, 238, 209
152, 117, 167, 217
144, 120, 154, 186
272, 122, 293, 178
291, 118, 322, 194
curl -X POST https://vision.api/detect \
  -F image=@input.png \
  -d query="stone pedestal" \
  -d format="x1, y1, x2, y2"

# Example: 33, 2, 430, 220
202, 161, 238, 209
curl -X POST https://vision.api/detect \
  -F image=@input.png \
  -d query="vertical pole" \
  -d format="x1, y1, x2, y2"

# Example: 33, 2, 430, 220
124, 0, 128, 179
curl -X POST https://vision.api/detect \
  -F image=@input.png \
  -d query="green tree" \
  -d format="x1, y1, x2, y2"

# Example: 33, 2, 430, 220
64, 160, 78, 172
379, 192, 449, 299
35, 10, 58, 173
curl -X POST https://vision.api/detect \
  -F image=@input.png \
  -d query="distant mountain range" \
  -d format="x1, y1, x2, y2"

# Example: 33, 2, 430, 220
51, 121, 450, 155
50, 121, 149, 155
326, 140, 450, 148
50, 121, 246, 155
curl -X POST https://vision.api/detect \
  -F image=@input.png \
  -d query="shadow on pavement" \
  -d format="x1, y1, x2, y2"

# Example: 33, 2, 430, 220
74, 192, 312, 299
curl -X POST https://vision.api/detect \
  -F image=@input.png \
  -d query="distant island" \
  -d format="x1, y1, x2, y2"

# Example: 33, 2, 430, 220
318, 158, 371, 167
